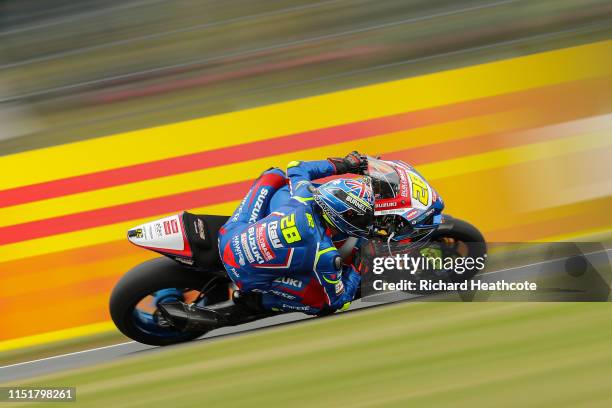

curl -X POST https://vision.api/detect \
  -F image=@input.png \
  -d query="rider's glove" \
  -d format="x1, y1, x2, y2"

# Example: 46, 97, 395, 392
328, 151, 368, 175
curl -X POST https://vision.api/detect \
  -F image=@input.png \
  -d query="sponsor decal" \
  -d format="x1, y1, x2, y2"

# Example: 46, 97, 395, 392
281, 304, 310, 312
267, 221, 283, 249
256, 223, 275, 262
252, 248, 295, 270
405, 209, 419, 220
270, 289, 297, 300
175, 257, 194, 266
231, 235, 246, 266
128, 228, 144, 238
228, 266, 240, 279
154, 223, 164, 238
247, 226, 264, 264
375, 200, 398, 209
346, 194, 369, 213
239, 233, 255, 264
374, 208, 407, 216
232, 197, 247, 222
410, 208, 435, 225
274, 276, 303, 288
397, 167, 410, 198
248, 189, 269, 223
163, 219, 179, 235
305, 212, 315, 228
335, 280, 345, 295
194, 218, 206, 240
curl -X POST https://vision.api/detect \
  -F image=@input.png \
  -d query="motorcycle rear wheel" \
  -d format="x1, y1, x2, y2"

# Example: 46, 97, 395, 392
109, 257, 228, 346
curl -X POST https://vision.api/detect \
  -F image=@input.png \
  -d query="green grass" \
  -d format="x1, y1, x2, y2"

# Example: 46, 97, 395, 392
6, 301, 612, 407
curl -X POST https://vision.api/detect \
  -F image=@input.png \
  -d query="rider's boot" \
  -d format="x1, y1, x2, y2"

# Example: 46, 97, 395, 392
158, 291, 274, 331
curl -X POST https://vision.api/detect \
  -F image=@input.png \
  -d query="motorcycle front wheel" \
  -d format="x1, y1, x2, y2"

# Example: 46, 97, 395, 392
390, 217, 488, 294
420, 216, 487, 281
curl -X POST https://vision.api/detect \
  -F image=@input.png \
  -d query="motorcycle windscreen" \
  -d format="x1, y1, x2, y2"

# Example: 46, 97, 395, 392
368, 157, 436, 219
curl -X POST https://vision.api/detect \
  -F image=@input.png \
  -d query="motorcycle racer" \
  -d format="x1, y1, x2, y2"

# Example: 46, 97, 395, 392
159, 152, 374, 329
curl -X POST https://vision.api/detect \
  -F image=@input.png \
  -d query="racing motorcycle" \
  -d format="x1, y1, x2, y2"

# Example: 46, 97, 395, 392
109, 157, 486, 346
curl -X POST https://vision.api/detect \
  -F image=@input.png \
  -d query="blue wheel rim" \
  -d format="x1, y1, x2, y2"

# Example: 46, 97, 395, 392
130, 288, 207, 338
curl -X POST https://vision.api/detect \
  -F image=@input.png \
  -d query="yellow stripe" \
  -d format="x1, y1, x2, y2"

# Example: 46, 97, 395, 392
287, 160, 301, 168
314, 246, 337, 272
338, 302, 352, 312
292, 196, 314, 204
0, 321, 116, 352
534, 226, 612, 243
1, 129, 608, 264
0, 40, 609, 190
0, 110, 533, 227
321, 212, 334, 227
0, 201, 239, 264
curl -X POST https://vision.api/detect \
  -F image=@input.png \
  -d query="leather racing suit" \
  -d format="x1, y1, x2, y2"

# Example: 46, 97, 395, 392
218, 160, 361, 315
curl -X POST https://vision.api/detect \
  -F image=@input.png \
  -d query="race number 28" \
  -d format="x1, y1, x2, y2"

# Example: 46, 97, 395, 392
280, 214, 301, 243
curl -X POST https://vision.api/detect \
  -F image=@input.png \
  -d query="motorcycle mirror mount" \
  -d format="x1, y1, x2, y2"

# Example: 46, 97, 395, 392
386, 231, 396, 257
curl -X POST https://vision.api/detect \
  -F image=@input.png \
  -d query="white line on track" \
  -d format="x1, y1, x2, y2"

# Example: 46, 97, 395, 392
0, 341, 136, 370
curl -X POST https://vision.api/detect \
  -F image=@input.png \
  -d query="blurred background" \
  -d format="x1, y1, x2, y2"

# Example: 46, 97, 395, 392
0, 0, 611, 355
1, 0, 611, 151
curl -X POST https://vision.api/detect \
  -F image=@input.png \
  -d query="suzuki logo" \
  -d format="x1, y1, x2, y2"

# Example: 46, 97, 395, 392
248, 189, 269, 223
274, 277, 303, 288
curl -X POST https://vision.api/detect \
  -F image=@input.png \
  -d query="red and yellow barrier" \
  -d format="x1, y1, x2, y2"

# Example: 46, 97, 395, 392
1, 40, 611, 347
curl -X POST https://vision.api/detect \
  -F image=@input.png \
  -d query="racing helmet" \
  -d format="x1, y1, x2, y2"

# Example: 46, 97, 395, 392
313, 177, 375, 238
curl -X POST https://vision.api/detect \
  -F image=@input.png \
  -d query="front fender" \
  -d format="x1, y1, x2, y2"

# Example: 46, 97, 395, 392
435, 214, 458, 233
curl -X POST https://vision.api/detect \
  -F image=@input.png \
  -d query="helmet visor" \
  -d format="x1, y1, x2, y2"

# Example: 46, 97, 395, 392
342, 208, 373, 232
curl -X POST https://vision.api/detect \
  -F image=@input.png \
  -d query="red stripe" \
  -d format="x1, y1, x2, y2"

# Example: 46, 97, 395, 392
0, 110, 596, 245
3, 78, 598, 208
0, 180, 251, 245
0, 108, 455, 208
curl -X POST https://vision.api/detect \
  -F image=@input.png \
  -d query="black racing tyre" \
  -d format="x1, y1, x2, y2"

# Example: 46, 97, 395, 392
389, 217, 488, 295
109, 257, 228, 346
428, 217, 487, 281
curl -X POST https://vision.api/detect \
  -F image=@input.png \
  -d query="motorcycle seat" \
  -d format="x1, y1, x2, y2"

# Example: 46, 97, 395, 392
181, 212, 229, 272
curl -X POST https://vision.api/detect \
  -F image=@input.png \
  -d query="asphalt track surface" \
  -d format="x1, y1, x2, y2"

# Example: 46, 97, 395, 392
1, 250, 610, 383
